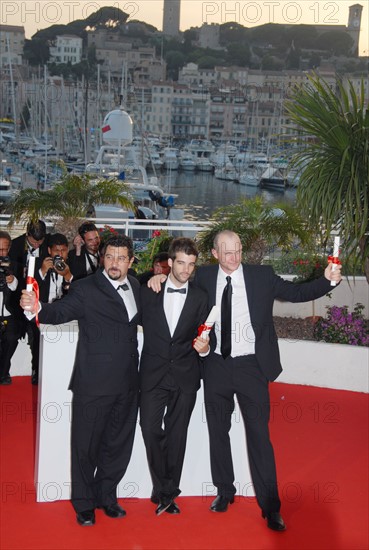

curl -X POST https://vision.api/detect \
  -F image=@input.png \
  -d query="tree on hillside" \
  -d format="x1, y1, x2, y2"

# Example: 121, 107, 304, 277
219, 22, 248, 45
23, 38, 50, 66
84, 7, 129, 30
285, 25, 318, 49
316, 31, 354, 56
285, 75, 369, 282
226, 43, 251, 66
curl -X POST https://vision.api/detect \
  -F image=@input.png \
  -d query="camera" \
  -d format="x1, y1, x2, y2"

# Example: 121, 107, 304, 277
0, 256, 11, 291
53, 255, 67, 271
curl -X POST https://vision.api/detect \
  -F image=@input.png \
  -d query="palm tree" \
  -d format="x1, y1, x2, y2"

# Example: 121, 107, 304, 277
197, 197, 314, 264
6, 173, 134, 243
285, 74, 369, 283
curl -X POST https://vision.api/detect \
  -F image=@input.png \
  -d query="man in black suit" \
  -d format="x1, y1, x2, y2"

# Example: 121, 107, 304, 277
36, 233, 73, 303
21, 235, 140, 527
9, 219, 48, 384
0, 231, 22, 385
140, 238, 209, 515
68, 222, 101, 281
148, 230, 342, 531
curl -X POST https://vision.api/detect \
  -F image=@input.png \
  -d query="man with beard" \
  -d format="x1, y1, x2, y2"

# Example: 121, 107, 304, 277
140, 238, 209, 515
21, 236, 140, 527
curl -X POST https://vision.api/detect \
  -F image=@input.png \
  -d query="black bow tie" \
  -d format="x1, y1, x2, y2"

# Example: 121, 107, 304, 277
117, 283, 129, 291
167, 287, 186, 294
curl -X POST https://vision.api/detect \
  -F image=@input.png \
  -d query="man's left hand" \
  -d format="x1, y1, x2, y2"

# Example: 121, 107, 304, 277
324, 262, 342, 284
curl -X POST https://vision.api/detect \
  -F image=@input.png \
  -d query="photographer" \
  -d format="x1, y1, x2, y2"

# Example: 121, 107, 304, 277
0, 231, 21, 385
9, 219, 49, 385
36, 233, 73, 303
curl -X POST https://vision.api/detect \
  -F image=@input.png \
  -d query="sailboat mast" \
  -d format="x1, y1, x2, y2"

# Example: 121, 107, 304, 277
6, 34, 18, 143
44, 65, 48, 186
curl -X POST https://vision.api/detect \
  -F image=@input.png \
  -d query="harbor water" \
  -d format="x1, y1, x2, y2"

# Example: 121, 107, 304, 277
160, 170, 297, 220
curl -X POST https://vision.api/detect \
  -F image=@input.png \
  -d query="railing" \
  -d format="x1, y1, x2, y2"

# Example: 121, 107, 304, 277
0, 214, 213, 241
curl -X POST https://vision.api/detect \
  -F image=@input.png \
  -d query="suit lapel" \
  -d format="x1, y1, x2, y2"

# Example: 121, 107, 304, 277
171, 284, 197, 338
95, 269, 130, 319
208, 269, 218, 307
158, 283, 171, 336
242, 264, 255, 321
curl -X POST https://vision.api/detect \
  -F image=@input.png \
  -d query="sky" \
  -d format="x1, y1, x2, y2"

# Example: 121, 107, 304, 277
1, 0, 368, 56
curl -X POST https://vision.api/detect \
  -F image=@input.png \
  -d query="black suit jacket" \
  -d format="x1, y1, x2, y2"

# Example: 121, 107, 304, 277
195, 264, 333, 382
68, 247, 96, 281
37, 269, 141, 396
140, 282, 209, 393
0, 259, 26, 326
9, 233, 49, 281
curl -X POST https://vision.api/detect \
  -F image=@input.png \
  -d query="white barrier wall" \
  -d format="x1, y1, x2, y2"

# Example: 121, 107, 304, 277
35, 323, 253, 502
273, 276, 368, 318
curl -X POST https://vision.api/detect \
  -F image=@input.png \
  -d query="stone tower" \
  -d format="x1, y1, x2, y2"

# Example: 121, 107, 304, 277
347, 4, 363, 55
163, 0, 181, 37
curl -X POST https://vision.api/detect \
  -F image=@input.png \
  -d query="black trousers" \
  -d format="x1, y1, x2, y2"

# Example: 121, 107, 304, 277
71, 390, 138, 513
140, 372, 197, 500
203, 353, 281, 513
0, 315, 20, 379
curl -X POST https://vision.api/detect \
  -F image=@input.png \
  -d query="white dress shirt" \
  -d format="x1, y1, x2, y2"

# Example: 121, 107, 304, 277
163, 279, 188, 336
104, 271, 137, 321
215, 265, 256, 357
39, 269, 64, 303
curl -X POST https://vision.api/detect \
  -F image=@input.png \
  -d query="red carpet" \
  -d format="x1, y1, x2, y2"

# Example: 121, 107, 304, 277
1, 378, 368, 550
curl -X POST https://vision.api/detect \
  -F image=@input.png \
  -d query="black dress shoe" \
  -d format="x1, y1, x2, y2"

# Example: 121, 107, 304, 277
76, 509, 95, 526
101, 503, 126, 518
166, 501, 180, 514
150, 492, 159, 504
156, 499, 173, 516
210, 495, 235, 512
262, 510, 286, 531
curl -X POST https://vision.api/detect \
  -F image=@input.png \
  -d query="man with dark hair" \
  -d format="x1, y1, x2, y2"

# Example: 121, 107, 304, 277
36, 233, 73, 303
21, 235, 140, 527
9, 219, 49, 384
140, 237, 209, 515
68, 222, 101, 281
138, 252, 170, 285
0, 231, 22, 385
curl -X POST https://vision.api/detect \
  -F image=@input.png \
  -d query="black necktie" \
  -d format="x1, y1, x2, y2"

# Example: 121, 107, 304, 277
117, 283, 129, 291
221, 276, 232, 359
167, 287, 186, 294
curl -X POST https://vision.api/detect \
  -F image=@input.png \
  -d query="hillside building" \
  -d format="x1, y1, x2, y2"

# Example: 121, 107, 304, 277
49, 35, 83, 65
0, 25, 25, 67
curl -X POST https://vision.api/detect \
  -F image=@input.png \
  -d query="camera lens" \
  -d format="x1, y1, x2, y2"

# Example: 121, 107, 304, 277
53, 255, 66, 271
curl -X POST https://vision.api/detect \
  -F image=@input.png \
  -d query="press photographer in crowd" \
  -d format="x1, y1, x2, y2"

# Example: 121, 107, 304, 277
9, 219, 49, 384
36, 233, 73, 302
0, 231, 22, 385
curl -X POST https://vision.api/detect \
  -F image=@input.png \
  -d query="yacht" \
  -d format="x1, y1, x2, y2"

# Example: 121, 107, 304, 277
259, 167, 287, 189
214, 164, 238, 182
0, 177, 18, 209
187, 140, 215, 172
238, 167, 260, 187
162, 147, 179, 171
179, 150, 196, 171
